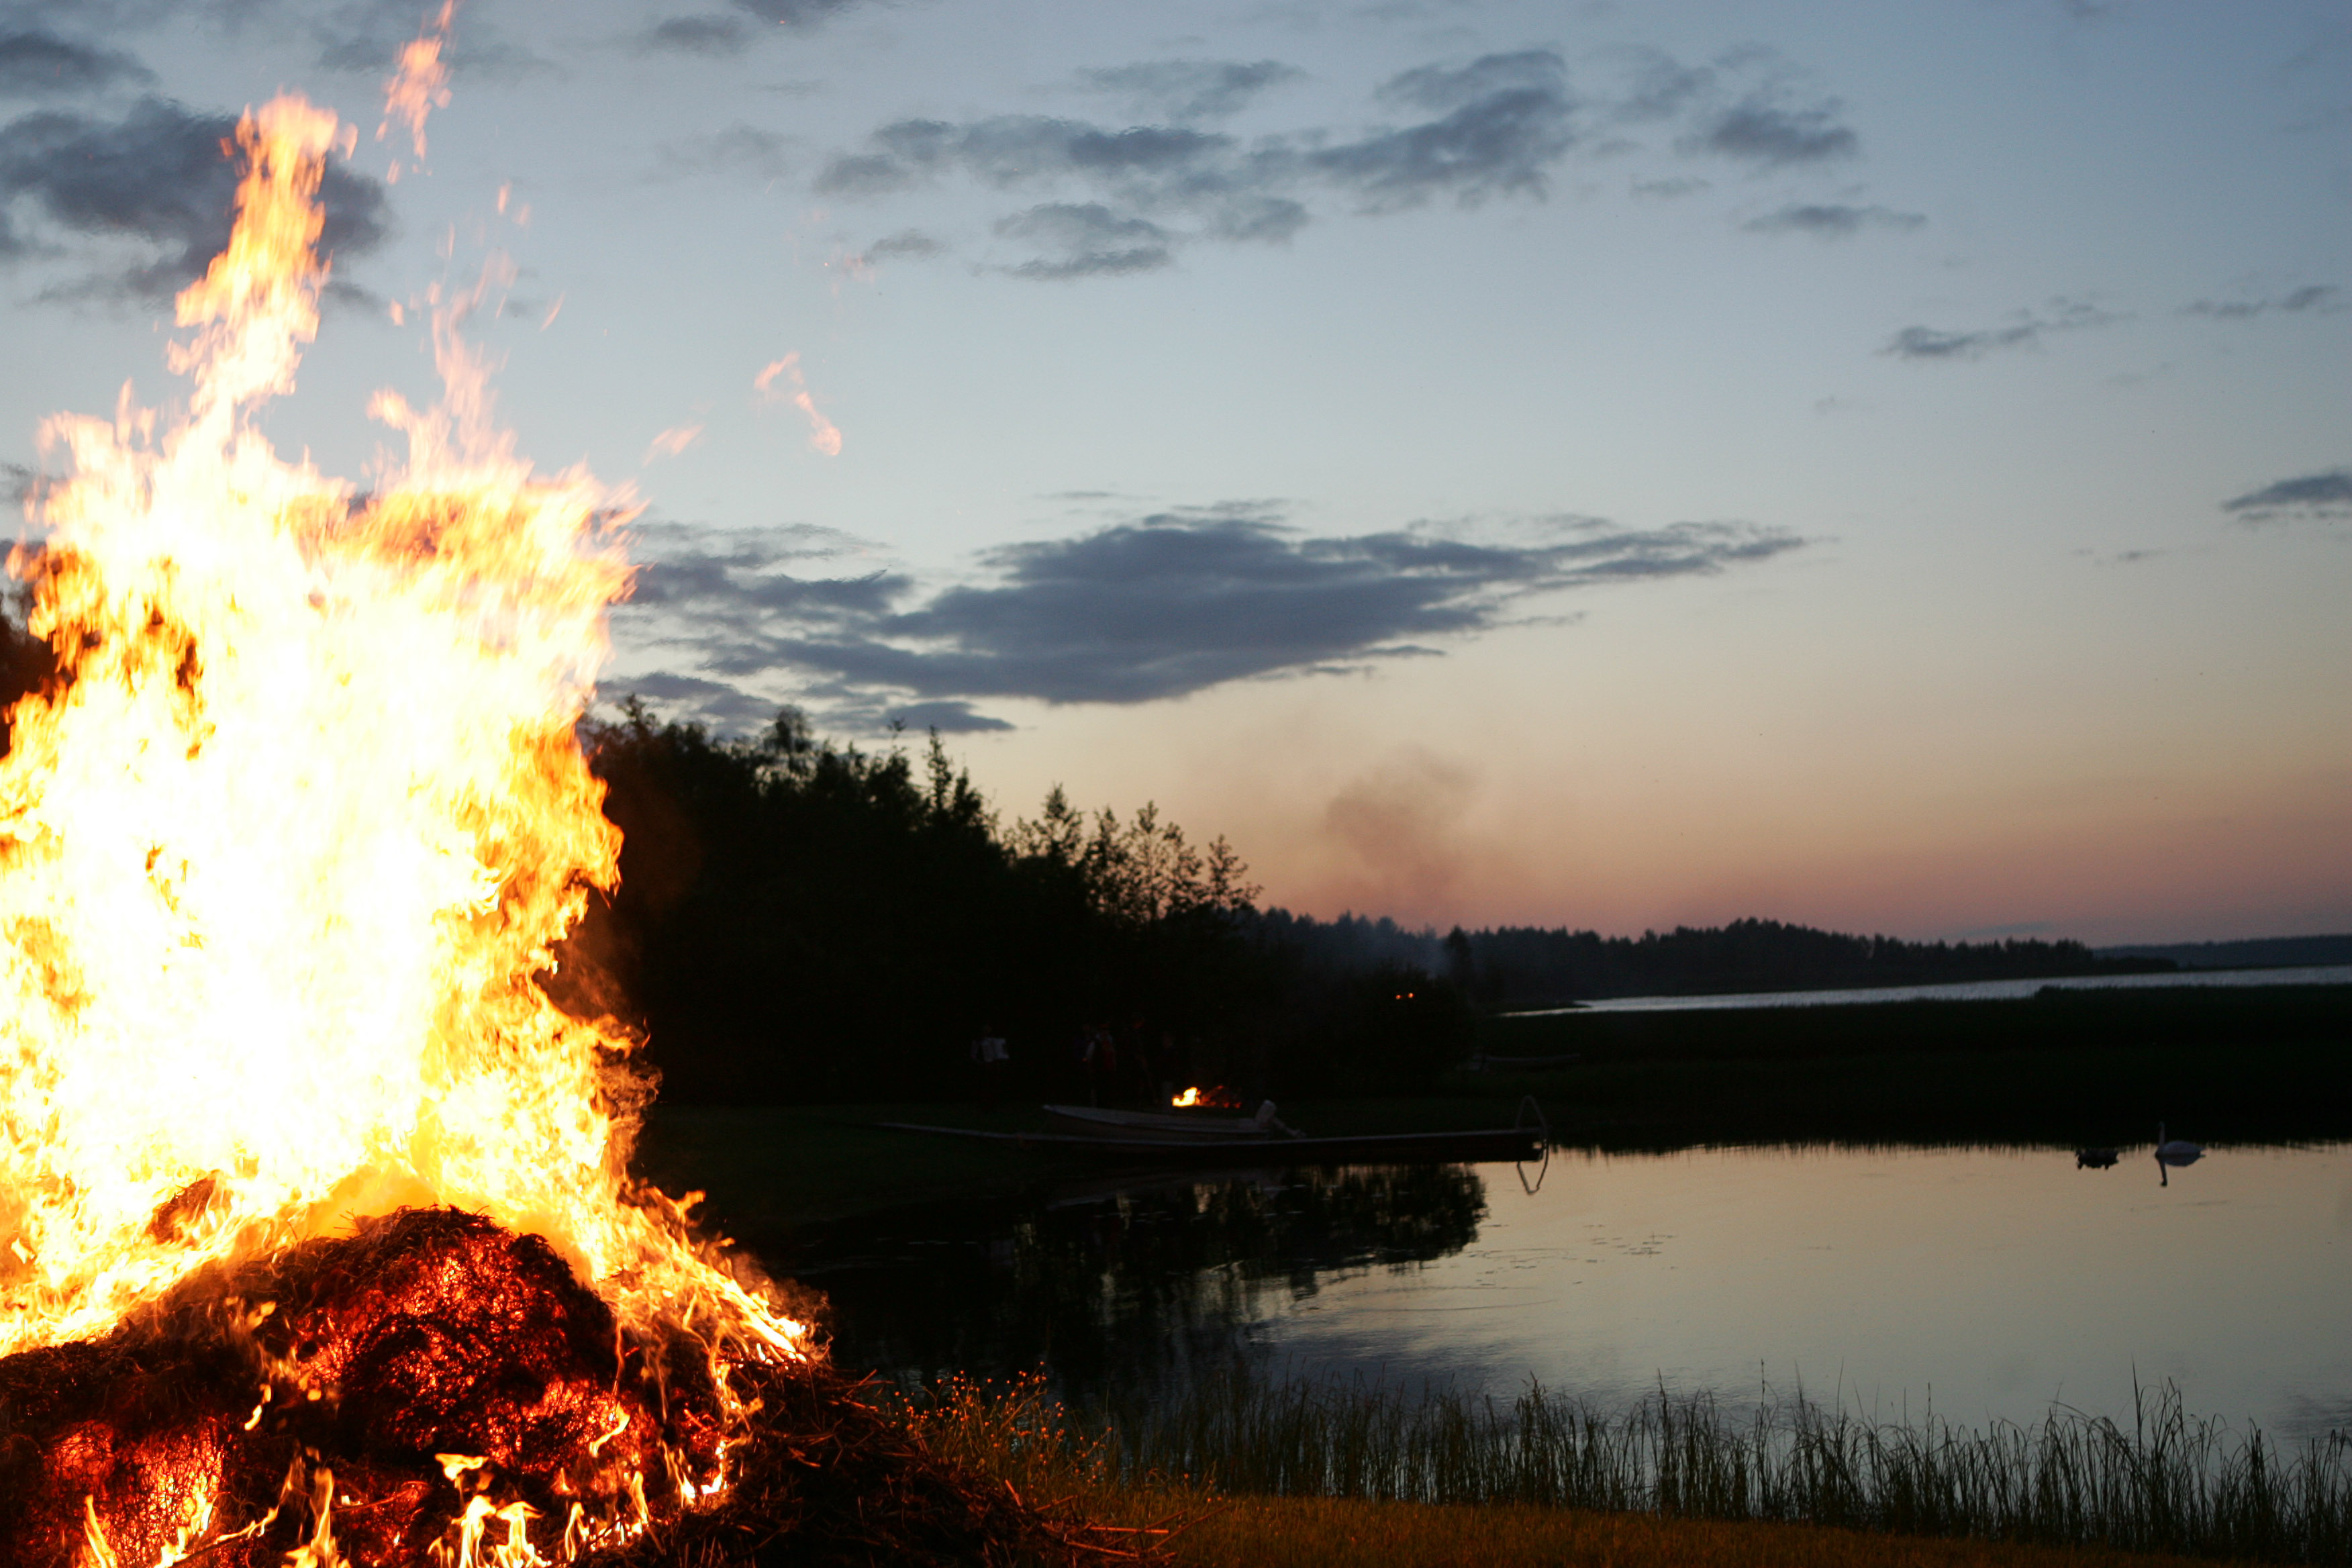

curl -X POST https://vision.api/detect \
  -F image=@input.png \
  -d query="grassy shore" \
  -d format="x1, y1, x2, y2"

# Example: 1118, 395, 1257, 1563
893, 1373, 2350, 1566
1169, 1496, 2255, 1568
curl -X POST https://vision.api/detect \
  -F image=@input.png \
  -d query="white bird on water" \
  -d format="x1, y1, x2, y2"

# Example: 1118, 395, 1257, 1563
2155, 1122, 2204, 1185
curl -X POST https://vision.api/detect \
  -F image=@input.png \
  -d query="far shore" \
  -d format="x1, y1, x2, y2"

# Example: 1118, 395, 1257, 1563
636, 981, 2352, 1238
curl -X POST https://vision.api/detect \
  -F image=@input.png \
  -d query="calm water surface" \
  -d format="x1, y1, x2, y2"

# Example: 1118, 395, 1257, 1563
793, 1142, 2352, 1442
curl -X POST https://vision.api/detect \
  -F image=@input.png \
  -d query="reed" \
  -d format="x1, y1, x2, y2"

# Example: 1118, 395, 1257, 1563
1104, 1373, 2351, 1563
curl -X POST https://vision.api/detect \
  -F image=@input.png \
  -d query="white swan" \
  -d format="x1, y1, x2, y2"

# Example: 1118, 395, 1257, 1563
2155, 1122, 2204, 1185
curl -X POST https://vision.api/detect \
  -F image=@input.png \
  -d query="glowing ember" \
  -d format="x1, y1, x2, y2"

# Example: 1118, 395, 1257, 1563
1169, 1085, 1242, 1110
0, 90, 804, 1563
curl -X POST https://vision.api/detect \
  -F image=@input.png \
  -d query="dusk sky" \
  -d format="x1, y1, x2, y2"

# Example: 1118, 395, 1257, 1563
1, 0, 2345, 944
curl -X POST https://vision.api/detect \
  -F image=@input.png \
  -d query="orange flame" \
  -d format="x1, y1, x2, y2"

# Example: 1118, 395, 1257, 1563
0, 81, 801, 1409
754, 352, 844, 456
378, 1, 456, 175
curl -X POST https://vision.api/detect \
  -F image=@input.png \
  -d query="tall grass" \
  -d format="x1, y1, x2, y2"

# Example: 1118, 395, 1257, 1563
1106, 1374, 2350, 1563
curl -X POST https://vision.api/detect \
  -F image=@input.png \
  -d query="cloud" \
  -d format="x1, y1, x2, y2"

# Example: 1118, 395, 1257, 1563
0, 28, 154, 95
814, 50, 1577, 271
1312, 51, 1575, 209
997, 201, 1172, 279
0, 95, 390, 301
731, 0, 867, 25
1880, 299, 2124, 362
863, 228, 940, 260
3, 460, 34, 507
2181, 285, 2342, 320
1079, 58, 1302, 121
2220, 468, 2352, 523
601, 670, 784, 730
642, 13, 753, 55
885, 700, 1014, 734
1691, 93, 1858, 166
1742, 201, 1923, 238
615, 507, 1804, 722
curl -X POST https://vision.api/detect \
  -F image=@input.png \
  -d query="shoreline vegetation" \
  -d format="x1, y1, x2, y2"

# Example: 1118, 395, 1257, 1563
895, 1371, 2351, 1566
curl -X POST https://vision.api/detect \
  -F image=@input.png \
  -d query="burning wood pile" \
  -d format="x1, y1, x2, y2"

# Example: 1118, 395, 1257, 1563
0, 81, 1091, 1568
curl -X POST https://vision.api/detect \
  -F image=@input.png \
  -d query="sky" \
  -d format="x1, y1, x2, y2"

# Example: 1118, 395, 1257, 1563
0, 0, 2345, 945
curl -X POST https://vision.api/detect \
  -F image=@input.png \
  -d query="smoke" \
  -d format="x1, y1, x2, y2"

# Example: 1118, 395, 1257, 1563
1322, 746, 1477, 916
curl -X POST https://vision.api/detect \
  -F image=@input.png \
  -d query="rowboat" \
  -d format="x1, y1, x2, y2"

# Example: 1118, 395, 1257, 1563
1040, 1102, 1292, 1141
875, 1097, 1550, 1167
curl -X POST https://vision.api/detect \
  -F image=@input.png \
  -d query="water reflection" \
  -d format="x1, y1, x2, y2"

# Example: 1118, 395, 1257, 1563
777, 1163, 1487, 1406
758, 1141, 2349, 1442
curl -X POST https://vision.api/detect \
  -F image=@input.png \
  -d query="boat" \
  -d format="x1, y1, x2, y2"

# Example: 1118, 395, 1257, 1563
875, 1097, 1549, 1167
1041, 1102, 1293, 1141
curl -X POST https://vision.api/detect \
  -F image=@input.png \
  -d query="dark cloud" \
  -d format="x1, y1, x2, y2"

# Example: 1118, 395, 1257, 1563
814, 50, 1576, 271
886, 700, 1013, 734
1079, 59, 1302, 121
1692, 93, 1857, 166
1742, 201, 1922, 238
1881, 299, 2123, 362
603, 671, 784, 730
732, 0, 866, 24
863, 228, 941, 260
2220, 468, 2352, 523
0, 29, 153, 95
815, 115, 1233, 198
644, 13, 753, 55
997, 201, 1171, 279
1313, 51, 1575, 209
2181, 285, 2341, 320
1377, 49, 1561, 115
0, 95, 390, 301
618, 508, 1804, 717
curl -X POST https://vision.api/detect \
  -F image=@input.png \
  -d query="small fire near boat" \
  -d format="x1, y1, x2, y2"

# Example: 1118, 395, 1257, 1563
1042, 1101, 1297, 1141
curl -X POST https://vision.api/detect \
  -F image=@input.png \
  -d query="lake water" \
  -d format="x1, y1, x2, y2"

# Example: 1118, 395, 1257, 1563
790, 1141, 2352, 1443
1516, 963, 2352, 1016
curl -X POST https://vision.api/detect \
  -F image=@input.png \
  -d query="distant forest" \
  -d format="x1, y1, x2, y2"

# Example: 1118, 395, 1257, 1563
1268, 912, 2173, 1013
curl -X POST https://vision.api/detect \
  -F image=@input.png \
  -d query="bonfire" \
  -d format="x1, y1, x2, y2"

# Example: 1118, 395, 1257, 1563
0, 68, 1084, 1568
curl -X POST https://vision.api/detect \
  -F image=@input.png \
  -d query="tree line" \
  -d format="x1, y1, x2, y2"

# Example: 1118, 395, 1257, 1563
1269, 912, 2174, 1014
562, 707, 2173, 1106
562, 705, 1471, 1105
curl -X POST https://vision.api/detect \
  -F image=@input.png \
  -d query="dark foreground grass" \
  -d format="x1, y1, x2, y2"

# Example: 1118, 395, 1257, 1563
892, 1373, 2352, 1565
1174, 1495, 2253, 1568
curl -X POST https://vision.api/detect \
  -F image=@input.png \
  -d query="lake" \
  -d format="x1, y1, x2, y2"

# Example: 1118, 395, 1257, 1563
781, 1140, 2352, 1444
